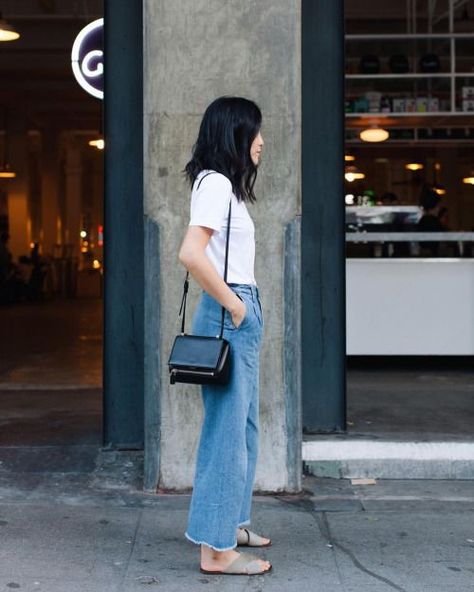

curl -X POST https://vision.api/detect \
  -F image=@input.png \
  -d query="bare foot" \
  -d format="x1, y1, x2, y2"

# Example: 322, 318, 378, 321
200, 546, 271, 574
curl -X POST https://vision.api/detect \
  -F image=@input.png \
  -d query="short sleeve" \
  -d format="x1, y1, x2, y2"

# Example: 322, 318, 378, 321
189, 173, 232, 232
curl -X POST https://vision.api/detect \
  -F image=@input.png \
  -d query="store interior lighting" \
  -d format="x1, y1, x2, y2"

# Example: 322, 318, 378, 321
0, 163, 16, 179
345, 166, 365, 182
434, 184, 446, 195
405, 163, 424, 171
462, 173, 474, 185
345, 154, 356, 162
360, 126, 389, 143
89, 138, 105, 150
0, 13, 20, 42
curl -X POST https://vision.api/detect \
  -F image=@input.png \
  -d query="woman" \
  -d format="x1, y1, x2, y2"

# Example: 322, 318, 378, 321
178, 97, 271, 576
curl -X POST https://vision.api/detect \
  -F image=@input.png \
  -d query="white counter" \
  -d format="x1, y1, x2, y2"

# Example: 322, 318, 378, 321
346, 258, 474, 355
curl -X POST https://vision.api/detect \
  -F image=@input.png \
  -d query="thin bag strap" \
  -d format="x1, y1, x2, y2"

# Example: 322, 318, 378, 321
219, 199, 232, 339
179, 172, 232, 337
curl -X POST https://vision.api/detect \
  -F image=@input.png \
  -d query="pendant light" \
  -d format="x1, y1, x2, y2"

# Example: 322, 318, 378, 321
0, 163, 16, 179
360, 126, 389, 143
0, 110, 17, 178
405, 162, 424, 171
0, 12, 20, 42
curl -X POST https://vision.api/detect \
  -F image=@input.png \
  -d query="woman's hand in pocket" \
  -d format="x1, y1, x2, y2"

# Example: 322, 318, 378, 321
230, 296, 247, 329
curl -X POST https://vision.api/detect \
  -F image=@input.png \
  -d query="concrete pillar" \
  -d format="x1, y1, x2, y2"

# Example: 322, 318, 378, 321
144, 1, 301, 491
7, 121, 30, 261
40, 129, 61, 257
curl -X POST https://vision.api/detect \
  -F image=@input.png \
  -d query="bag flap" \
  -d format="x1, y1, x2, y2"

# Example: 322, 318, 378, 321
168, 335, 227, 369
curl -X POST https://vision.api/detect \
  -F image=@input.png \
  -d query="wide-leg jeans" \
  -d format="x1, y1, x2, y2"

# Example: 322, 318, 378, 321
185, 283, 264, 551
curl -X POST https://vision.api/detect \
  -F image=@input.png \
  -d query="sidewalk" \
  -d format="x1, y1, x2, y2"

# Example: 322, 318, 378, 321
0, 446, 473, 592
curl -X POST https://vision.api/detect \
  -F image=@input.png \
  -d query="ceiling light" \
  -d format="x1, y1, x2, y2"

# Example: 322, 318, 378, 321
360, 126, 389, 143
345, 166, 365, 183
0, 14, 20, 42
0, 163, 16, 178
89, 138, 105, 150
345, 154, 355, 162
434, 184, 446, 195
405, 163, 424, 171
462, 173, 474, 185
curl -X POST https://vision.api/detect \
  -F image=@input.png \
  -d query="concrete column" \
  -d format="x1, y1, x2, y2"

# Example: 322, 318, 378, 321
64, 136, 82, 260
144, 0, 301, 492
40, 129, 61, 257
7, 121, 30, 261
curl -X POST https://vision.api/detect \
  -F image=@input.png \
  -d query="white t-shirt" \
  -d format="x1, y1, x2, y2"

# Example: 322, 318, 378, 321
189, 170, 256, 286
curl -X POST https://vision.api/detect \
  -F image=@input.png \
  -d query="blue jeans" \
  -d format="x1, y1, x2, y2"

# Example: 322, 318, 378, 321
185, 283, 264, 551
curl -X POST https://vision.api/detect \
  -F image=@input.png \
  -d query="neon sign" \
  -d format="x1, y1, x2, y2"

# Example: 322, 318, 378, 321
71, 18, 103, 100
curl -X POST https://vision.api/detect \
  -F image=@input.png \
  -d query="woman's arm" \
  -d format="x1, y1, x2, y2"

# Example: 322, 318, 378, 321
178, 226, 246, 327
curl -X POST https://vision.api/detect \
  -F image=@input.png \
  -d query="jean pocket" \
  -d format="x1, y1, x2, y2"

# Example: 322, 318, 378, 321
227, 292, 249, 330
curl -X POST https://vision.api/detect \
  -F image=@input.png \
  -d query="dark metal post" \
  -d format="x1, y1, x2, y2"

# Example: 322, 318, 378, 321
301, 0, 346, 432
103, 0, 144, 448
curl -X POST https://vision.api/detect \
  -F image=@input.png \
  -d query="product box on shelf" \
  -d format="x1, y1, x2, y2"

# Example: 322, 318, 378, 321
405, 98, 417, 112
416, 97, 428, 112
462, 86, 474, 99
428, 97, 439, 112
365, 91, 382, 113
353, 98, 369, 113
462, 99, 474, 112
392, 98, 405, 112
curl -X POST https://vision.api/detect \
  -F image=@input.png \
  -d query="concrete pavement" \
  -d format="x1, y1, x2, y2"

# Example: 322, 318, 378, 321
0, 446, 473, 592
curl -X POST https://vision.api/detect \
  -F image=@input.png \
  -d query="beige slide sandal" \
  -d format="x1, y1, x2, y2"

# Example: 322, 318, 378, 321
237, 527, 272, 548
200, 552, 272, 576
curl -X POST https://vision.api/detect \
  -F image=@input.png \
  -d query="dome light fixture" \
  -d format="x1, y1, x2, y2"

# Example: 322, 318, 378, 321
360, 126, 389, 143
0, 13, 20, 42
89, 138, 105, 150
0, 163, 16, 179
345, 165, 365, 183
405, 162, 424, 171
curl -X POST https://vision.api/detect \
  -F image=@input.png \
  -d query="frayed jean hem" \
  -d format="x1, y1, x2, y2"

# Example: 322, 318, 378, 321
185, 531, 237, 552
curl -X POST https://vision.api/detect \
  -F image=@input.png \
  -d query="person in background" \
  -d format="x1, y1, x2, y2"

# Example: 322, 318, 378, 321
417, 185, 444, 256
379, 191, 399, 206
438, 206, 449, 231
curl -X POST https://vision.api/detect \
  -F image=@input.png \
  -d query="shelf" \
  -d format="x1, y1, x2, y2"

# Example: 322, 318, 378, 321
346, 111, 469, 117
346, 73, 474, 79
345, 112, 474, 129
346, 33, 474, 40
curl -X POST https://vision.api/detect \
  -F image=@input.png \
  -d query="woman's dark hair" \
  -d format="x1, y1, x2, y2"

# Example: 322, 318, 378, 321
419, 184, 441, 211
185, 96, 262, 202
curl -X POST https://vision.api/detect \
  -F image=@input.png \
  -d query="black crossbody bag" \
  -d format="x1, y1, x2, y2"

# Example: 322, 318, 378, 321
168, 174, 232, 386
